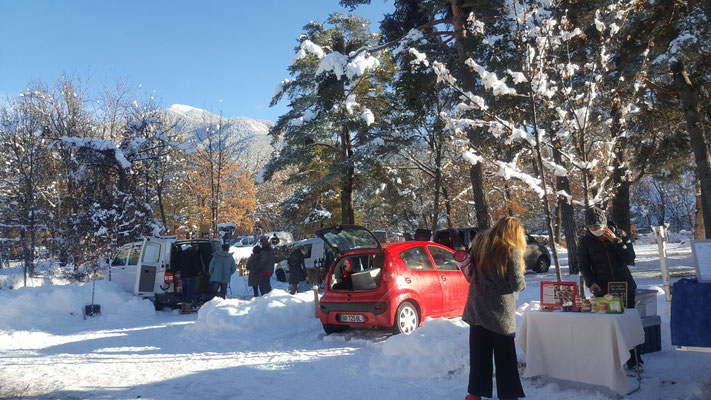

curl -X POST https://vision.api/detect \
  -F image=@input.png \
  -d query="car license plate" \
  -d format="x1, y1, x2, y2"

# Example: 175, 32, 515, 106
340, 314, 364, 323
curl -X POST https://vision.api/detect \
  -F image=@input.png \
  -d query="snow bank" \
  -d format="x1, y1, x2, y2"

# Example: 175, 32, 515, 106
0, 280, 155, 331
186, 289, 321, 337
369, 318, 469, 378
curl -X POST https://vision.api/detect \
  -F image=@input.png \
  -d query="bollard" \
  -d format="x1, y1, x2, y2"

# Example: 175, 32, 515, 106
313, 285, 320, 318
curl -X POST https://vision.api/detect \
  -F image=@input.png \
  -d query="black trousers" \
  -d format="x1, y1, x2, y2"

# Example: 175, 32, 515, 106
468, 324, 525, 398
258, 274, 272, 295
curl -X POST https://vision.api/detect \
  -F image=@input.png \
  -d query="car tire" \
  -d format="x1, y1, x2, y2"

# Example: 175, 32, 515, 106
322, 323, 349, 335
535, 256, 551, 273
275, 269, 286, 282
393, 301, 419, 334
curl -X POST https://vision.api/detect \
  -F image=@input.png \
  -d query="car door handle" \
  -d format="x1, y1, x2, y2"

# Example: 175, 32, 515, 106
441, 275, 447, 281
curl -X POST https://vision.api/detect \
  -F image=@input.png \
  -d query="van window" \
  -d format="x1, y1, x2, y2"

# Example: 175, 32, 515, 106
142, 242, 161, 264
112, 248, 130, 266
127, 246, 140, 265
427, 245, 458, 271
302, 244, 313, 259
400, 246, 434, 271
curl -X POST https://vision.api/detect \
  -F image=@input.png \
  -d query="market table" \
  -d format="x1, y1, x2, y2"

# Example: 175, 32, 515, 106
516, 308, 645, 394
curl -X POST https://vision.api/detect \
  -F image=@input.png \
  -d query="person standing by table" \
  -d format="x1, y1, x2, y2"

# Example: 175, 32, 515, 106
208, 244, 236, 299
463, 216, 527, 400
578, 207, 636, 303
577, 206, 640, 368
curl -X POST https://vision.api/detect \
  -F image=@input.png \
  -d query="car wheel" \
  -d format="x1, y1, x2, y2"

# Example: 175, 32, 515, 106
535, 256, 550, 273
275, 269, 286, 282
393, 301, 419, 334
322, 323, 349, 335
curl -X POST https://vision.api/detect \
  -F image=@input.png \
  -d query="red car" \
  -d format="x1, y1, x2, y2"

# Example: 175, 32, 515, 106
316, 225, 470, 335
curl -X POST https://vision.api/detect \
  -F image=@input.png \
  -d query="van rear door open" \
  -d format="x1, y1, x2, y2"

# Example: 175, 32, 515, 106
135, 237, 169, 296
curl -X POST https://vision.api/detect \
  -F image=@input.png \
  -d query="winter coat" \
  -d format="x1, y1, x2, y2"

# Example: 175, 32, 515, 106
287, 250, 307, 284
462, 247, 526, 336
577, 227, 636, 295
208, 250, 236, 284
246, 254, 261, 287
180, 248, 202, 278
259, 244, 276, 275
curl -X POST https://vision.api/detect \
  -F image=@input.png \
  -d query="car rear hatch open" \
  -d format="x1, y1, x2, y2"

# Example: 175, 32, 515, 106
315, 225, 384, 291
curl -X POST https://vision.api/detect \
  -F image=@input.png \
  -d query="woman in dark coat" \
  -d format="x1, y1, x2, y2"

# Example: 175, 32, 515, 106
463, 216, 527, 400
577, 206, 640, 368
246, 246, 262, 297
287, 246, 307, 294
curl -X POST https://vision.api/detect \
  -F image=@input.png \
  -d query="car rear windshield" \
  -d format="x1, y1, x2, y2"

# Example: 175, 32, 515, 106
330, 253, 384, 291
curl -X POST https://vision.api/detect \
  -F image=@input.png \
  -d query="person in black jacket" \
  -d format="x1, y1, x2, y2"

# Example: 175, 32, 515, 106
577, 207, 642, 369
577, 207, 637, 304
180, 244, 203, 308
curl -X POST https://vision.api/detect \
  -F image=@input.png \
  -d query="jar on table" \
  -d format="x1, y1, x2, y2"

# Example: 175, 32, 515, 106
582, 299, 591, 312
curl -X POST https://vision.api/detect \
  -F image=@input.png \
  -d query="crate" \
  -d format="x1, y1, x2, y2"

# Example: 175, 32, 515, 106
635, 315, 662, 355
635, 289, 658, 317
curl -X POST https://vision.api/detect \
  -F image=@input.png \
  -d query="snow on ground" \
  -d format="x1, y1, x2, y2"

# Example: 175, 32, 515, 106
1, 242, 710, 399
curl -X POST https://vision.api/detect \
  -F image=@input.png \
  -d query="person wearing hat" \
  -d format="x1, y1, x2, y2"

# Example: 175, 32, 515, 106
577, 206, 641, 368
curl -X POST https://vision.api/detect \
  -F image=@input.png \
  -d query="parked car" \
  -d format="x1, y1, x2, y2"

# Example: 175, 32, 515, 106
234, 235, 258, 247
524, 234, 551, 273
315, 225, 470, 335
432, 227, 551, 273
107, 237, 223, 309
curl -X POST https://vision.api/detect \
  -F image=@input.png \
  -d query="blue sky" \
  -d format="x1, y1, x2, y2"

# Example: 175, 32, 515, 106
0, 0, 393, 122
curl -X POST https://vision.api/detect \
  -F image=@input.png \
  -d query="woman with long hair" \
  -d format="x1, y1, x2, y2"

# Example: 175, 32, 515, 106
464, 216, 527, 400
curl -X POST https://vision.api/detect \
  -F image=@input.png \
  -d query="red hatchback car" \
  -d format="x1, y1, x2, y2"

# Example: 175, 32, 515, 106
316, 225, 470, 335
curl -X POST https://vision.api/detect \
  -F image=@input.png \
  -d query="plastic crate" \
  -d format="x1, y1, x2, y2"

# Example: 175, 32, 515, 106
635, 315, 662, 355
635, 289, 658, 317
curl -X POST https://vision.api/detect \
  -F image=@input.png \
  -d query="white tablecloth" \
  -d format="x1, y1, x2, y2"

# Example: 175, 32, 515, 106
516, 308, 645, 394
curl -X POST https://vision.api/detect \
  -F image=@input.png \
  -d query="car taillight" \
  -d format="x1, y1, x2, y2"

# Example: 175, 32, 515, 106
164, 272, 174, 284
382, 261, 397, 282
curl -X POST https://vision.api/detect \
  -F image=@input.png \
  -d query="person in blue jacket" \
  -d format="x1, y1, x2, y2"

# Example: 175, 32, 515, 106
208, 244, 236, 299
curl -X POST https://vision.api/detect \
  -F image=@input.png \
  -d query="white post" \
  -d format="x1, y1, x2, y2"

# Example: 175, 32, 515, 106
313, 285, 320, 318
654, 226, 672, 302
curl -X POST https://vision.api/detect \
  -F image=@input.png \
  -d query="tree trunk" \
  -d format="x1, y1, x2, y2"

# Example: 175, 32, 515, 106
673, 61, 711, 238
553, 143, 579, 274
452, 0, 491, 229
554, 204, 562, 244
610, 103, 632, 234
696, 183, 706, 239
341, 166, 355, 224
431, 149, 442, 233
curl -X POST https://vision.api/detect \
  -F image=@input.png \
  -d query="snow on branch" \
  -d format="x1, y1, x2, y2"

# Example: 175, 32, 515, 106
465, 59, 517, 96
463, 148, 545, 198
54, 136, 131, 168
291, 40, 325, 65
316, 51, 380, 81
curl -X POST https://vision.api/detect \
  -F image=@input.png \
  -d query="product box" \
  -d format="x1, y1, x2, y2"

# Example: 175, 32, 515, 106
635, 289, 658, 318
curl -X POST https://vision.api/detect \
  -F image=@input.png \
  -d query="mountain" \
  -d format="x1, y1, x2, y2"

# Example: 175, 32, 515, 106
159, 104, 276, 173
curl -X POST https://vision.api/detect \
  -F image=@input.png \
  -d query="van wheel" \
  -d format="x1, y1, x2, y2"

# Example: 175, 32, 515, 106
275, 269, 286, 282
153, 296, 164, 311
323, 323, 349, 335
535, 256, 550, 273
393, 301, 419, 334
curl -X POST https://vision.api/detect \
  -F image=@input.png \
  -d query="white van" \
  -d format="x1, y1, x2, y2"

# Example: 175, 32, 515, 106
108, 237, 222, 309
274, 237, 328, 282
